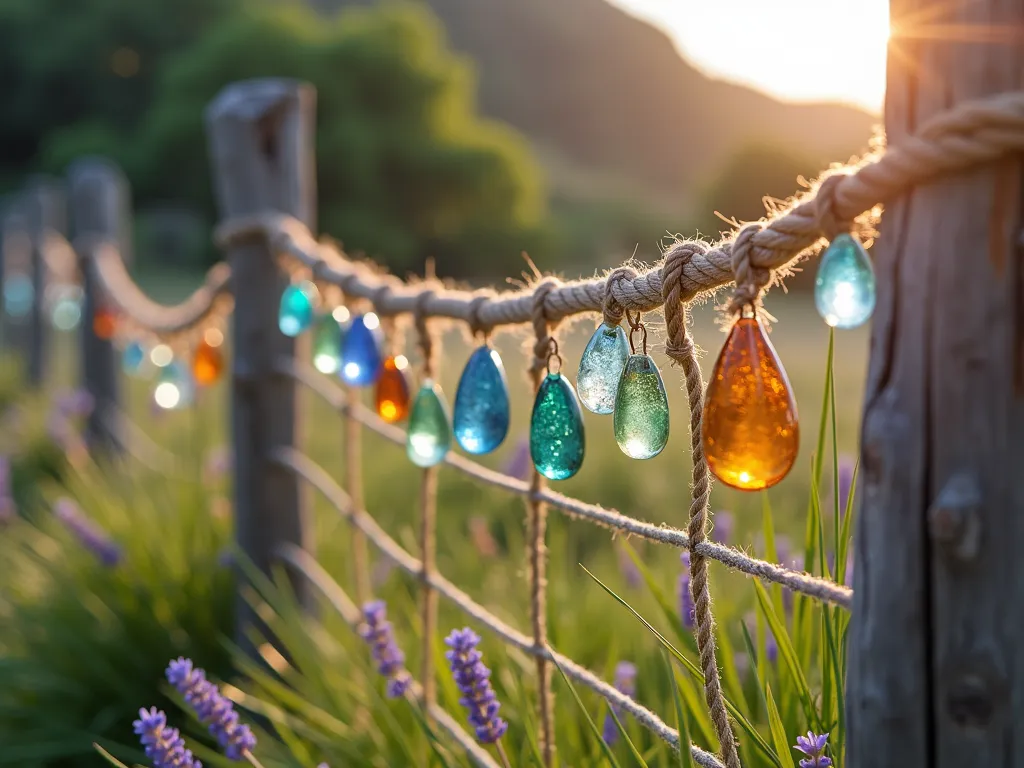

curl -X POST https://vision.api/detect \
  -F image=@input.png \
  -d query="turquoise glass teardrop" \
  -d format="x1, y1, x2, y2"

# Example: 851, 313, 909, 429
577, 322, 629, 414
278, 281, 318, 337
453, 345, 510, 455
122, 341, 147, 377
154, 362, 194, 410
340, 313, 383, 386
406, 380, 451, 467
530, 372, 585, 481
814, 234, 876, 329
312, 313, 343, 374
614, 354, 670, 459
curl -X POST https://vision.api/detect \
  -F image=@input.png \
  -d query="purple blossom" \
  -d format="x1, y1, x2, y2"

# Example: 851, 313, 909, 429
54, 389, 95, 419
445, 628, 508, 744
601, 661, 637, 744
54, 497, 121, 566
678, 552, 695, 629
794, 731, 832, 768
837, 455, 855, 515
502, 436, 531, 481
165, 658, 256, 760
359, 601, 412, 698
845, 550, 855, 586
711, 510, 733, 545
133, 707, 202, 768
0, 456, 14, 523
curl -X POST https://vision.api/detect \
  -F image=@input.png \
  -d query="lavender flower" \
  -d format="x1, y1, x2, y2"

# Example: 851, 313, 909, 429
502, 436, 531, 481
165, 658, 256, 760
794, 731, 832, 768
678, 552, 695, 629
54, 497, 121, 566
837, 455, 855, 515
445, 628, 508, 744
133, 707, 202, 768
359, 601, 412, 698
54, 389, 95, 419
844, 550, 855, 586
601, 661, 637, 745
0, 456, 14, 523
711, 510, 733, 545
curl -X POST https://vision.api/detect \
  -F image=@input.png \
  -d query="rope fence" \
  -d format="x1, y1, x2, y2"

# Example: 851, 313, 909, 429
5, 78, 1024, 768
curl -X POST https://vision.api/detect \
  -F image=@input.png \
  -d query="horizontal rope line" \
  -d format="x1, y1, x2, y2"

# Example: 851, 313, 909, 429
279, 357, 852, 610
78, 235, 232, 335
275, 544, 502, 768
271, 447, 724, 768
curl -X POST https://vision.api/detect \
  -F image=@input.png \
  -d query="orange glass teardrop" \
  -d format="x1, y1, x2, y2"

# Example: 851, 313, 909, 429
375, 356, 411, 423
93, 306, 117, 340
701, 315, 799, 491
192, 340, 225, 386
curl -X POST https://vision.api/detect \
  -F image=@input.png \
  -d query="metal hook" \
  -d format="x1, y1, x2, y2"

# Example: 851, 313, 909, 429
626, 310, 647, 355
545, 337, 561, 376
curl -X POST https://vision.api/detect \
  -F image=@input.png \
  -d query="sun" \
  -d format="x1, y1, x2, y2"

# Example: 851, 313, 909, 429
610, 0, 891, 113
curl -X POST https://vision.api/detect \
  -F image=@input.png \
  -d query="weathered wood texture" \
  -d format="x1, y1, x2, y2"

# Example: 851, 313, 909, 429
25, 177, 65, 386
68, 160, 123, 453
847, 1, 1024, 766
205, 79, 316, 638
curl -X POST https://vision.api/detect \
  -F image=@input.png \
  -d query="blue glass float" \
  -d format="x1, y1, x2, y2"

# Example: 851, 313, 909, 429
278, 281, 319, 337
530, 372, 585, 481
407, 380, 451, 467
576, 323, 629, 414
814, 234, 876, 329
340, 312, 384, 386
122, 341, 148, 377
453, 345, 510, 455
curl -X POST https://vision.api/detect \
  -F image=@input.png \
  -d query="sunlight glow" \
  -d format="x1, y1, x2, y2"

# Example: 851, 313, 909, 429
150, 344, 173, 367
409, 432, 438, 459
154, 382, 181, 410
332, 305, 351, 323
364, 312, 380, 331
343, 362, 361, 380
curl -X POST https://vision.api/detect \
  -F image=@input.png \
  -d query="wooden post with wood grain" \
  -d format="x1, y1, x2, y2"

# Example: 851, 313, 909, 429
68, 159, 123, 454
847, 1, 1024, 766
205, 78, 315, 640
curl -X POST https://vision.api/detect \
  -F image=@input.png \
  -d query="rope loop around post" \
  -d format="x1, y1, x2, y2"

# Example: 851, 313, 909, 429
414, 288, 438, 380
467, 292, 495, 340
602, 265, 639, 327
726, 222, 770, 316
530, 277, 562, 374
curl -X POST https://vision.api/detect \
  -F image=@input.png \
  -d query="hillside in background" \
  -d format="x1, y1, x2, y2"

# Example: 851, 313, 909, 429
320, 0, 877, 209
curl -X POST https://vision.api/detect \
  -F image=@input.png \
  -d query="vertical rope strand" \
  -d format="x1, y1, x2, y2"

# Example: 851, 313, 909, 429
662, 243, 742, 768
415, 289, 440, 707
528, 278, 560, 768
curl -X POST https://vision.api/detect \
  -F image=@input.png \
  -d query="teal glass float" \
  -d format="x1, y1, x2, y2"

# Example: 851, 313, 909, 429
453, 345, 510, 455
406, 380, 451, 467
278, 281, 319, 337
312, 312, 344, 374
122, 341, 148, 377
530, 372, 585, 481
340, 312, 384, 386
814, 234, 875, 329
576, 323, 629, 414
153, 362, 194, 410
614, 354, 670, 459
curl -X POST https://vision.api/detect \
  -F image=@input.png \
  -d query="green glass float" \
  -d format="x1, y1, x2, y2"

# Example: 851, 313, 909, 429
312, 312, 343, 374
530, 371, 585, 481
278, 280, 319, 337
614, 354, 670, 459
406, 379, 451, 468
576, 322, 629, 414
814, 233, 876, 329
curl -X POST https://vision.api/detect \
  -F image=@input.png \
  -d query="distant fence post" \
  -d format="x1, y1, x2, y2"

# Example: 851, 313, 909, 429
206, 79, 316, 639
0, 198, 33, 367
847, 0, 1024, 766
24, 176, 65, 387
68, 159, 126, 455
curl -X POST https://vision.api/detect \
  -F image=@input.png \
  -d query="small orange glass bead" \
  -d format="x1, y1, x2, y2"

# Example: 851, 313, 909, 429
375, 355, 411, 423
93, 306, 117, 340
701, 315, 799, 491
192, 340, 225, 386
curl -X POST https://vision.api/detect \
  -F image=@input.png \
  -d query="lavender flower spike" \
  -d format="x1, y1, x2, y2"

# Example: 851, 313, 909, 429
133, 707, 202, 768
54, 498, 121, 566
359, 600, 412, 697
601, 661, 637, 745
678, 552, 695, 629
166, 658, 256, 760
794, 731, 833, 768
445, 628, 509, 744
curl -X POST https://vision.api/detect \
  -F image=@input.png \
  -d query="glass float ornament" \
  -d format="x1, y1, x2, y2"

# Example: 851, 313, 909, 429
814, 233, 876, 329
312, 312, 344, 375
50, 285, 83, 331
154, 361, 194, 411
576, 322, 629, 414
701, 312, 799, 491
406, 379, 451, 467
3, 274, 33, 318
453, 344, 510, 455
150, 343, 174, 368
376, 355, 411, 423
192, 328, 225, 386
340, 312, 384, 386
530, 343, 585, 481
93, 305, 117, 340
613, 316, 669, 460
122, 341, 148, 377
278, 280, 319, 337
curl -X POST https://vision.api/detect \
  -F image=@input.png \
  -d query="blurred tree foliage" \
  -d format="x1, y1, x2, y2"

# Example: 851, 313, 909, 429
0, 0, 547, 278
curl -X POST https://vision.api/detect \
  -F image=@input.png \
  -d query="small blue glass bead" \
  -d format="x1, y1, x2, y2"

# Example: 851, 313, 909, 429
530, 372, 585, 481
340, 313, 384, 386
814, 233, 876, 329
577, 322, 629, 414
122, 341, 147, 377
453, 345, 510, 455
278, 281, 318, 337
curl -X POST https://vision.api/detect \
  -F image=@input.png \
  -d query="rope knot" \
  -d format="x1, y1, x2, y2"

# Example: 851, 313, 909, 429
602, 266, 639, 327
371, 283, 393, 316
467, 292, 494, 339
530, 277, 561, 374
726, 222, 770, 315
812, 173, 853, 240
661, 240, 708, 366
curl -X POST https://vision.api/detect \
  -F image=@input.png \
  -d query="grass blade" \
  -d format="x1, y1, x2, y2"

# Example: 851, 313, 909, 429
764, 684, 795, 768
664, 650, 695, 768
550, 656, 623, 768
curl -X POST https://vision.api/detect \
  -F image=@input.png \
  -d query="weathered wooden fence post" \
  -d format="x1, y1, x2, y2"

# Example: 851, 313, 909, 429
847, 2, 1024, 766
206, 79, 315, 637
0, 198, 33, 367
68, 159, 125, 454
24, 176, 65, 387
